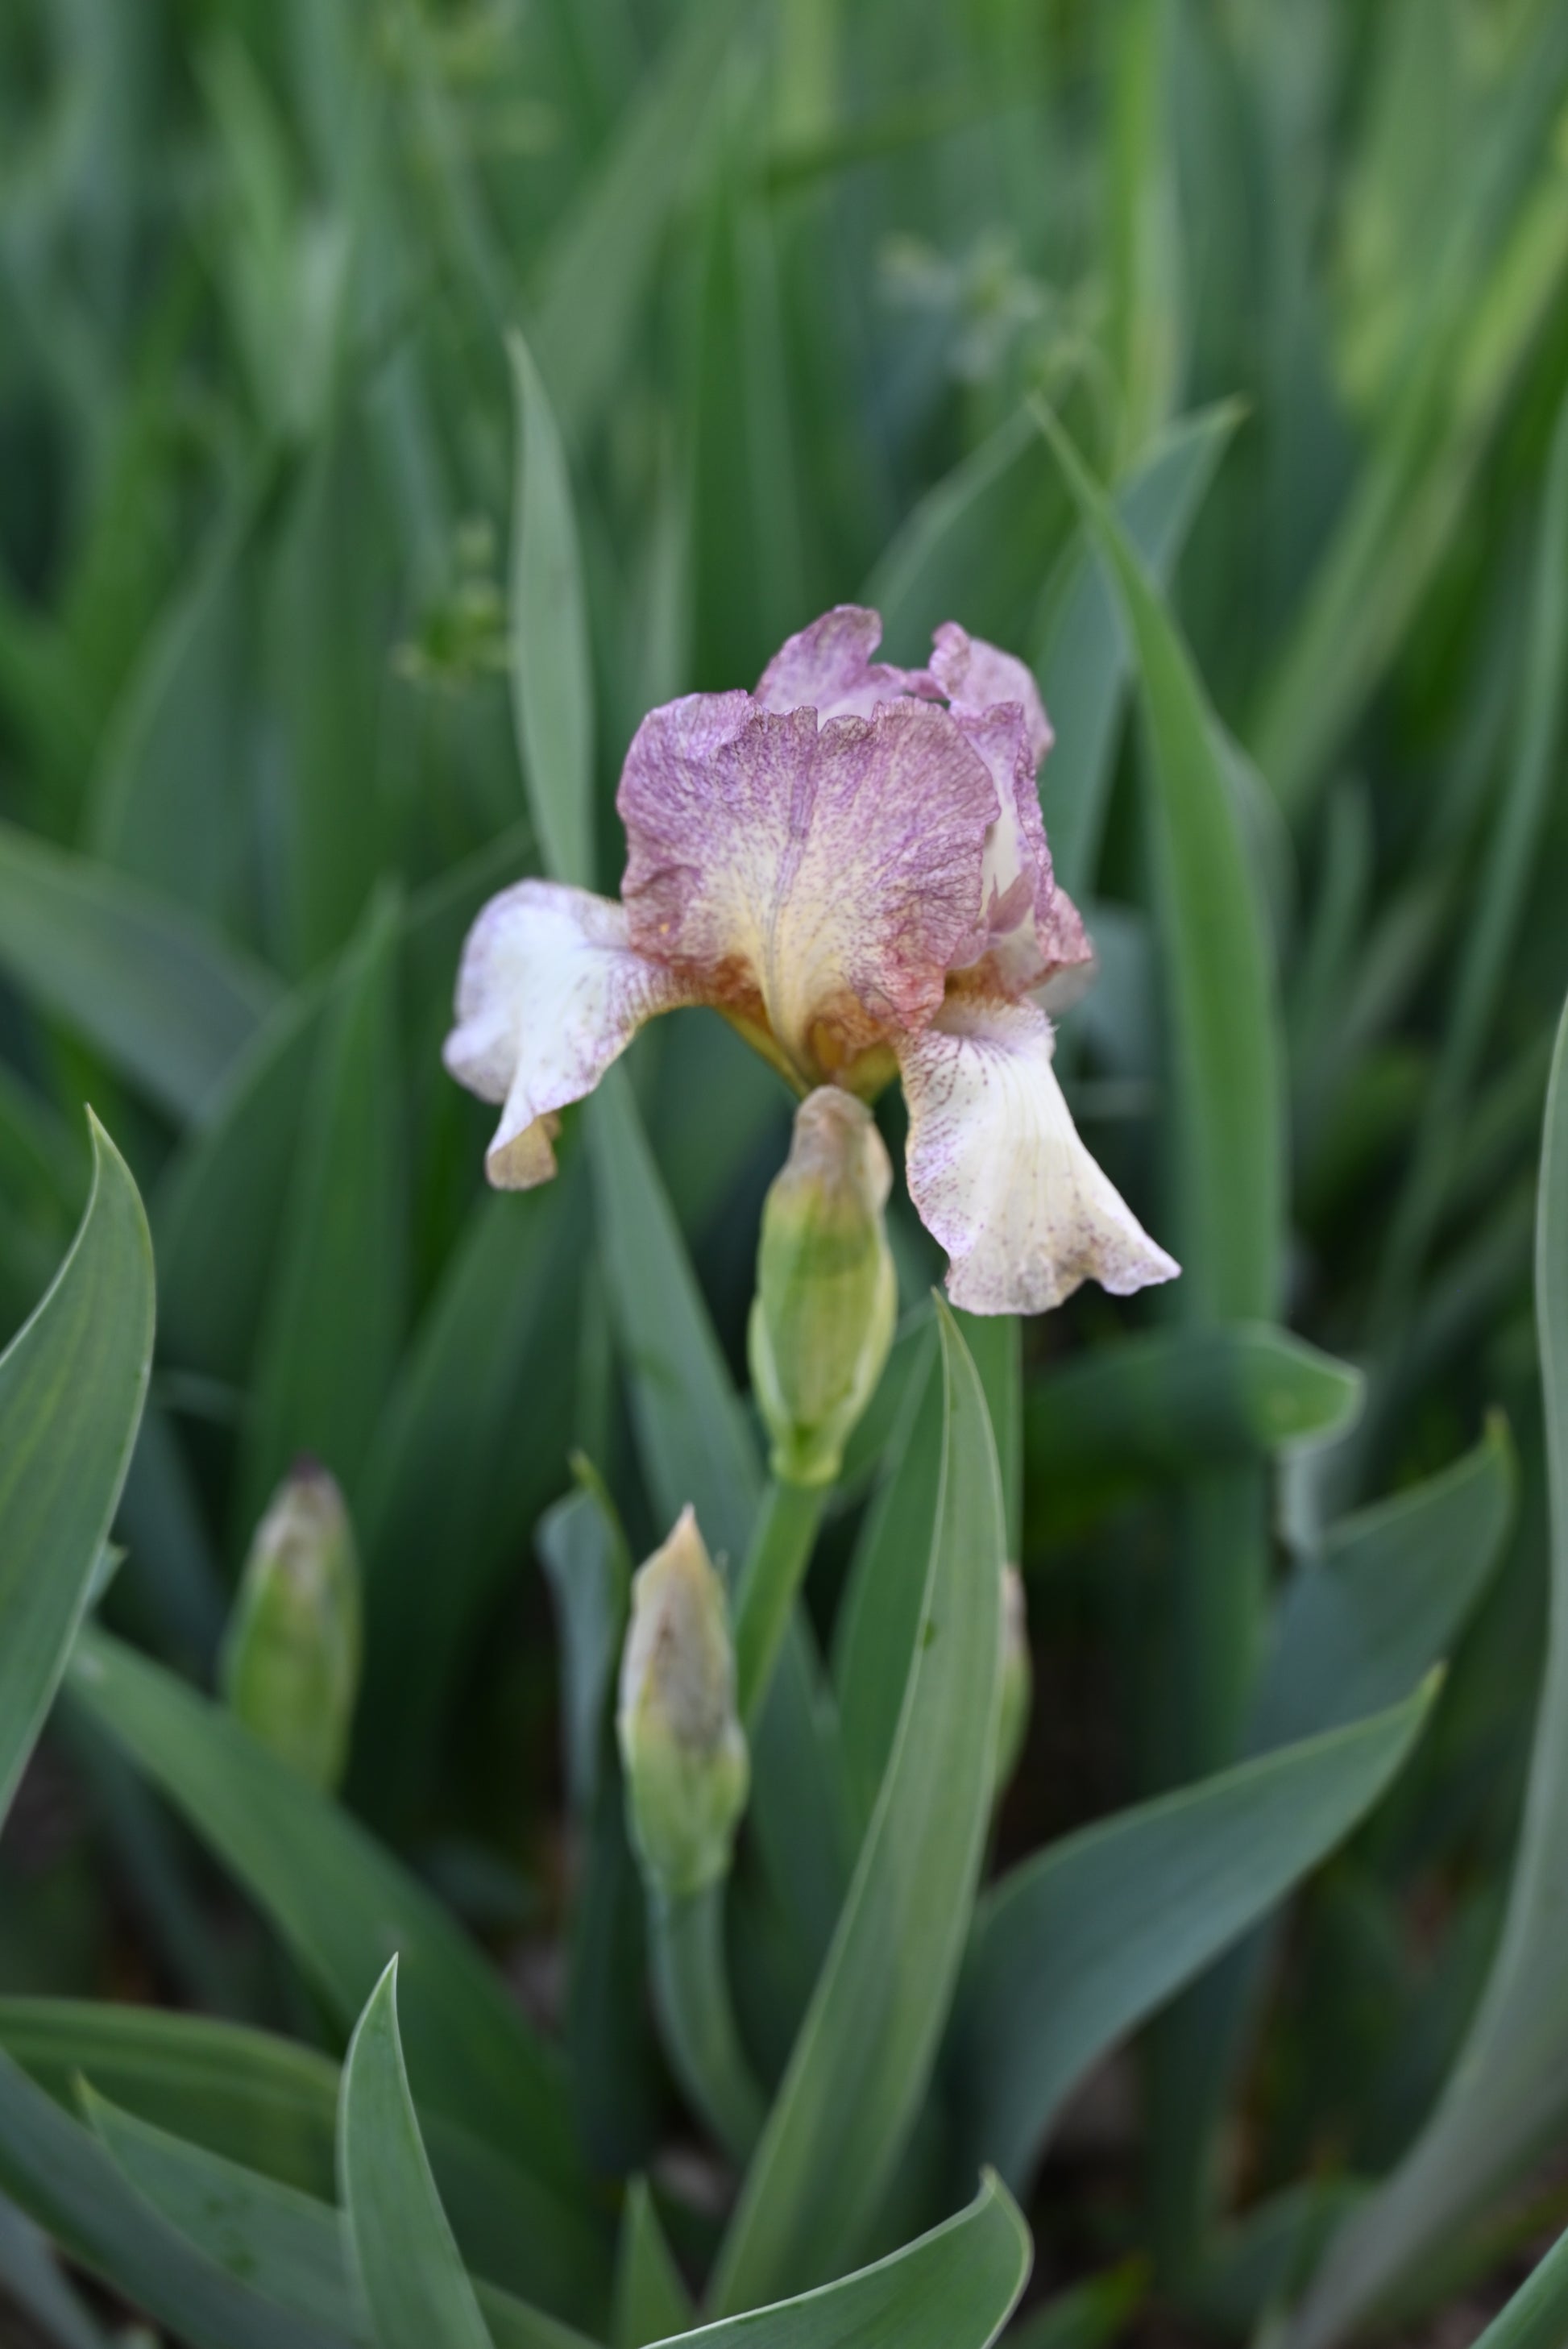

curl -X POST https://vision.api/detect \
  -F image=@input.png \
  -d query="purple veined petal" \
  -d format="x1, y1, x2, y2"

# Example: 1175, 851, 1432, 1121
898, 994, 1179, 1315
1031, 902, 1097, 1012
946, 701, 1094, 999
927, 620, 1091, 1001
755, 604, 940, 723
620, 695, 996, 1082
930, 621, 1054, 766
443, 879, 695, 1187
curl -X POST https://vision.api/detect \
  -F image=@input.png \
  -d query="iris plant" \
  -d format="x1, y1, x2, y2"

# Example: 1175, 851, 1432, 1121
446, 606, 1177, 1315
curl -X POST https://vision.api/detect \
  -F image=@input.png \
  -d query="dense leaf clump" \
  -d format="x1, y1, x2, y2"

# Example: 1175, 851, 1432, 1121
2, 5, 1568, 2347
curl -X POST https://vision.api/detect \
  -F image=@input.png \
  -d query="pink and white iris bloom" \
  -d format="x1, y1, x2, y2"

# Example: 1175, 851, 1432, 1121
444, 605, 1178, 1316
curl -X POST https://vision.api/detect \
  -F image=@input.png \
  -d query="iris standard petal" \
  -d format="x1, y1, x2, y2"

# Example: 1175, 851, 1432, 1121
755, 604, 935, 723
444, 879, 694, 1187
941, 700, 1087, 994
898, 994, 1179, 1314
924, 622, 1091, 1000
620, 695, 996, 1082
929, 620, 1053, 764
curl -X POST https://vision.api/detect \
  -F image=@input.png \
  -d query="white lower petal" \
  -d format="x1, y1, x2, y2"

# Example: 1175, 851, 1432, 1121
444, 880, 692, 1188
899, 997, 1179, 1315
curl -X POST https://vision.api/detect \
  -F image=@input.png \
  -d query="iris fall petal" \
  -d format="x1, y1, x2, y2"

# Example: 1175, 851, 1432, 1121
899, 994, 1179, 1315
443, 879, 694, 1188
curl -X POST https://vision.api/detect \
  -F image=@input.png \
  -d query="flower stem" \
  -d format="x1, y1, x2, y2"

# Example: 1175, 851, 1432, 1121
732, 1478, 826, 1728
649, 1882, 765, 2164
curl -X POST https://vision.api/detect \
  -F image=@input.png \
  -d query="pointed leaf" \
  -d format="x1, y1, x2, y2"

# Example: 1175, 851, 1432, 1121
0, 1115, 152, 1828
711, 1305, 1006, 2311
538, 1465, 631, 1821
0, 1999, 602, 2325
950, 1679, 1438, 2191
677, 2173, 1028, 2349
612, 2179, 694, 2349
0, 2000, 342, 2198
86, 2085, 353, 2337
338, 1962, 495, 2349
0, 2047, 346, 2349
88, 2088, 593, 2349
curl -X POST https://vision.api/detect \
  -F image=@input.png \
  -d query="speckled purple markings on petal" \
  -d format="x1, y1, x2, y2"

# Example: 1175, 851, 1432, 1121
899, 994, 1179, 1315
926, 620, 1090, 998
940, 699, 1092, 999
442, 600, 1176, 1318
443, 879, 693, 1188
949, 703, 1047, 968
755, 604, 938, 724
620, 695, 997, 1074
930, 621, 1053, 763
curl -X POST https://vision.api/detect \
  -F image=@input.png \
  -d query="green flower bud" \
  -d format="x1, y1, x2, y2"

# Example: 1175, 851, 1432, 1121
220, 1462, 362, 1793
993, 1565, 1032, 1802
617, 1509, 749, 1903
748, 1087, 898, 1488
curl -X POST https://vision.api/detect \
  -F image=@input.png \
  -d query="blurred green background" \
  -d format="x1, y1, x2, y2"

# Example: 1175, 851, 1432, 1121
4, 0, 1568, 2336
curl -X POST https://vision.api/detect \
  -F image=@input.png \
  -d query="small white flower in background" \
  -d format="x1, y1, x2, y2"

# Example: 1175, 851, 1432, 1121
446, 604, 1179, 1317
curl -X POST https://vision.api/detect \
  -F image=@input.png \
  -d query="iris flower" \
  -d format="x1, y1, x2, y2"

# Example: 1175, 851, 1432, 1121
445, 606, 1177, 1314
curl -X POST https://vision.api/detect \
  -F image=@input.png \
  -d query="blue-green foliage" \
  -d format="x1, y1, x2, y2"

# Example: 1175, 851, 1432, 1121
2, 3, 1567, 2345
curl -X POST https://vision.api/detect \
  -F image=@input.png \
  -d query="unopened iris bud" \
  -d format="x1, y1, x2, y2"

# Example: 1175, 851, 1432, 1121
617, 1509, 749, 1903
748, 1088, 898, 1487
993, 1566, 1032, 1801
220, 1462, 362, 1793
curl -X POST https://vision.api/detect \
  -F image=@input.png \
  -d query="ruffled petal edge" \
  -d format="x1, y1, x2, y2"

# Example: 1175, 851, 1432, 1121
444, 879, 695, 1188
898, 994, 1179, 1314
